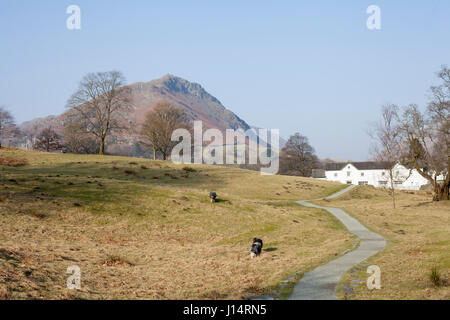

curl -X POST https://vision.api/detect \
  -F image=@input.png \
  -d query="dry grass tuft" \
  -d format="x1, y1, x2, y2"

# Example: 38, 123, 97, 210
430, 266, 443, 287
164, 172, 178, 179
0, 157, 29, 167
0, 249, 25, 262
30, 211, 48, 219
102, 255, 135, 267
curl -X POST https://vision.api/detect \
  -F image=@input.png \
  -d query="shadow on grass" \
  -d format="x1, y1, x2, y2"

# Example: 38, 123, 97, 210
214, 198, 230, 203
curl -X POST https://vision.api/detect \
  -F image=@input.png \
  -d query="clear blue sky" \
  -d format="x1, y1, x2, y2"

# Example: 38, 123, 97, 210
0, 0, 449, 160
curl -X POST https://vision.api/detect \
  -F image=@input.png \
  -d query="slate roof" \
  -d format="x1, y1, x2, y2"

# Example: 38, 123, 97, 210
324, 161, 395, 171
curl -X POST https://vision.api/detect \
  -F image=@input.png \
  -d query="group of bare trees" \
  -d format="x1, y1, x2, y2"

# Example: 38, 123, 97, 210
34, 127, 63, 152
0, 71, 189, 159
0, 71, 191, 159
62, 119, 99, 154
279, 133, 319, 177
1, 106, 70, 153
370, 65, 449, 202
62, 71, 191, 159
0, 106, 20, 149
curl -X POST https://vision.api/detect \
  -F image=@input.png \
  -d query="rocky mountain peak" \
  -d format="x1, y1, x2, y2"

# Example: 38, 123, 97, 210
155, 74, 209, 100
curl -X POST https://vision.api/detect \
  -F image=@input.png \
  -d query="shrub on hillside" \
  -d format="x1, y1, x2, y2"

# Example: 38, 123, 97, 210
430, 266, 442, 287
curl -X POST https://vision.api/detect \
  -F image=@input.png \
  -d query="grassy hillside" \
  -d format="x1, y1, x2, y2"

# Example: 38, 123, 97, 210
0, 148, 351, 300
317, 186, 450, 300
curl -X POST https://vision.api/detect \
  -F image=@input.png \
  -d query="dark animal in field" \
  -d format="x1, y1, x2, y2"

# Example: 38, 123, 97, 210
209, 191, 217, 203
250, 238, 263, 258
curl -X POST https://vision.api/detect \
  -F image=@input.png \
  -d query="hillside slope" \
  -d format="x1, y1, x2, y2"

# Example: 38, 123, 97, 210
0, 148, 352, 299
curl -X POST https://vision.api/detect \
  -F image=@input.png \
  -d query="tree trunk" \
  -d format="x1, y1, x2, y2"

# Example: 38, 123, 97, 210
153, 146, 156, 160
389, 175, 396, 209
443, 157, 450, 201
99, 137, 105, 155
434, 182, 449, 201
411, 159, 448, 202
432, 156, 449, 201
392, 191, 396, 208
442, 183, 449, 201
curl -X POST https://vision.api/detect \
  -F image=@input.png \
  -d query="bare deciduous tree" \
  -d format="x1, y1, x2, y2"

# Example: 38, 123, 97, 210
280, 133, 319, 177
34, 127, 63, 152
396, 102, 449, 201
395, 66, 449, 201
62, 118, 99, 154
368, 104, 401, 208
66, 71, 133, 155
0, 106, 19, 149
140, 102, 192, 160
428, 65, 449, 198
372, 66, 449, 201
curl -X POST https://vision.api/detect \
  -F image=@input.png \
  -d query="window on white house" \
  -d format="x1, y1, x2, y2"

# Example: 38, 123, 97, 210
361, 172, 364, 177
346, 181, 352, 184
358, 181, 368, 185
347, 172, 351, 177
381, 172, 385, 176
378, 181, 387, 185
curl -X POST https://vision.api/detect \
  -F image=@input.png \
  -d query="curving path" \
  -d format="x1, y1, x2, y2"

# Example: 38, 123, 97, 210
288, 185, 386, 300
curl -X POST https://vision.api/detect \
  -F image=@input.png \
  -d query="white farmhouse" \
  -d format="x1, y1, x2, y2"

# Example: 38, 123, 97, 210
316, 162, 432, 190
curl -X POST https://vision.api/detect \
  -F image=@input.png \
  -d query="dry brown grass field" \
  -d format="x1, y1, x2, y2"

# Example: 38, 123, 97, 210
0, 147, 352, 300
316, 186, 450, 300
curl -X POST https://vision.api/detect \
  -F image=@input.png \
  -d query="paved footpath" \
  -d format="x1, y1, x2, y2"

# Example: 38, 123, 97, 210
288, 185, 386, 300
